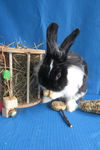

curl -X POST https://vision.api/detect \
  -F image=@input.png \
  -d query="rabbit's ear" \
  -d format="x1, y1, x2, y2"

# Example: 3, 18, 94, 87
46, 23, 59, 54
60, 28, 80, 53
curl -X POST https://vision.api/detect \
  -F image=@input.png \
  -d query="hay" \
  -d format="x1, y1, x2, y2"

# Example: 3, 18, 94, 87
0, 42, 43, 104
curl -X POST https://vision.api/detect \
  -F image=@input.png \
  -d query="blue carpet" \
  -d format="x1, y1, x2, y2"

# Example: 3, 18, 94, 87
0, 97, 100, 150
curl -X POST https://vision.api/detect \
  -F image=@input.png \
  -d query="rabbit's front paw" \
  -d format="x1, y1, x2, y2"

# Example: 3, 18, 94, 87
42, 96, 52, 103
66, 100, 78, 112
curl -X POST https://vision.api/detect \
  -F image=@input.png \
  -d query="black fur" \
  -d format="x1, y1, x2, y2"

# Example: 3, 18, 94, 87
38, 54, 68, 91
60, 28, 80, 53
38, 23, 87, 94
47, 23, 58, 55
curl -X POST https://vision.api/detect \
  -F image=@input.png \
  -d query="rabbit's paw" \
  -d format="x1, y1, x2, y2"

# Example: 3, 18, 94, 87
42, 97, 52, 103
66, 100, 78, 112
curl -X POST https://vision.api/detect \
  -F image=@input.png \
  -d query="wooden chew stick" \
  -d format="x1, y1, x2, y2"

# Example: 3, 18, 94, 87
60, 110, 72, 128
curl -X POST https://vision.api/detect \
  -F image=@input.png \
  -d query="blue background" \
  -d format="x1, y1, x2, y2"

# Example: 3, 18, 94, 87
0, 0, 100, 150
0, 0, 100, 96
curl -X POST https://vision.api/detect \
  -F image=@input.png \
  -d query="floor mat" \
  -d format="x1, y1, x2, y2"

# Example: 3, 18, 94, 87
0, 98, 100, 150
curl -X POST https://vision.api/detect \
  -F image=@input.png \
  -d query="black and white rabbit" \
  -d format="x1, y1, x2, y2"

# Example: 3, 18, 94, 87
38, 23, 88, 112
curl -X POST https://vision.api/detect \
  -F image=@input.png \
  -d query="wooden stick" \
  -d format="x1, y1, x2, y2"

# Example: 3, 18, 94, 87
16, 99, 41, 108
27, 53, 30, 103
9, 52, 13, 97
0, 73, 2, 99
60, 110, 72, 128
37, 54, 43, 99
0, 47, 45, 54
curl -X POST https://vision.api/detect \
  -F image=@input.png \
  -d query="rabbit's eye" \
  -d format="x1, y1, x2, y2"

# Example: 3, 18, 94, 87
55, 72, 61, 80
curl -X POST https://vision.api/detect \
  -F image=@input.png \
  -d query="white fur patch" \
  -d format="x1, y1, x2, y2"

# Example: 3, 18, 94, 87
66, 100, 78, 112
48, 60, 54, 76
42, 97, 52, 103
64, 65, 84, 98
50, 60, 54, 70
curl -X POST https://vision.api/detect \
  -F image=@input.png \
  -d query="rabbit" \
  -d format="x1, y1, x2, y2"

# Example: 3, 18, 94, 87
38, 23, 88, 112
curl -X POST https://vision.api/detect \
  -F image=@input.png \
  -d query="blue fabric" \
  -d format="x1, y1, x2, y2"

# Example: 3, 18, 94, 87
0, 102, 100, 150
0, 0, 100, 96
0, 1, 100, 150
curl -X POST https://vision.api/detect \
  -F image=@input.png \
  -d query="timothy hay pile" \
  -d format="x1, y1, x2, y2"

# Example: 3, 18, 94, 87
12, 54, 40, 104
0, 43, 43, 104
